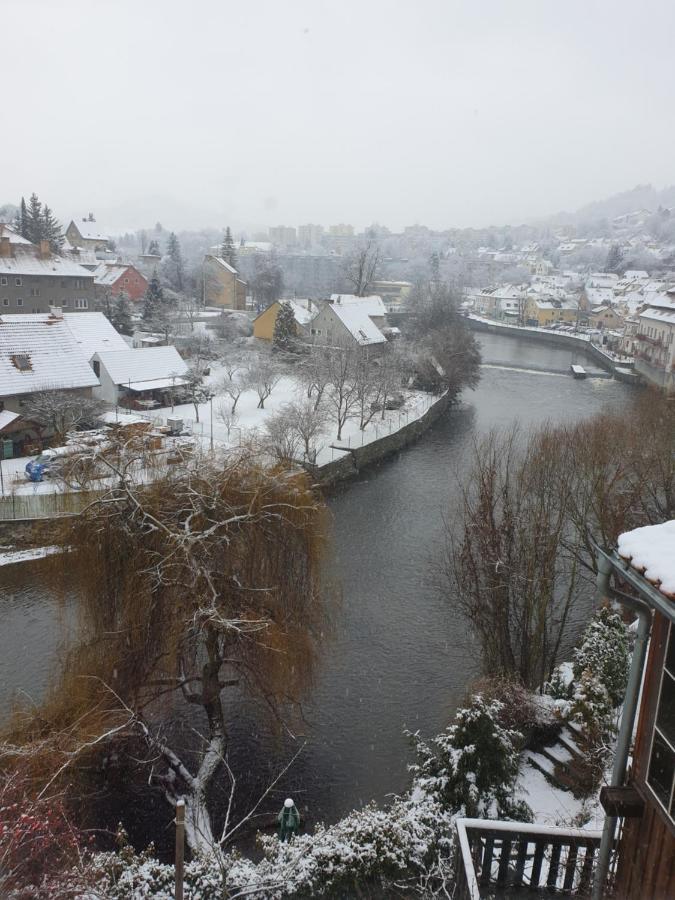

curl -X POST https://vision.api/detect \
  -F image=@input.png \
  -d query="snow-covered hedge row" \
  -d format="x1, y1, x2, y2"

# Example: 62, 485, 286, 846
81, 694, 531, 899
547, 606, 631, 739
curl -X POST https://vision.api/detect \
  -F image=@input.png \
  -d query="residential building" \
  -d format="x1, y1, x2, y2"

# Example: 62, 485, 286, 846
369, 280, 412, 310
202, 255, 247, 310
634, 291, 675, 391
268, 226, 297, 248
91, 346, 188, 406
92, 262, 148, 302
297, 224, 324, 248
0, 311, 100, 454
65, 218, 110, 252
253, 299, 317, 342
586, 305, 624, 331
328, 224, 354, 237
0, 238, 95, 314
309, 295, 387, 349
0, 222, 35, 250
524, 296, 579, 327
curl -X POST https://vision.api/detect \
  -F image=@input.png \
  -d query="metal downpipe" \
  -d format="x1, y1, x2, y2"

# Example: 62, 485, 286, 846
591, 553, 652, 900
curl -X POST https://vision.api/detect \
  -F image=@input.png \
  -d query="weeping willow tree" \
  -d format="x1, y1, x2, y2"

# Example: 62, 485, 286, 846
5, 448, 329, 855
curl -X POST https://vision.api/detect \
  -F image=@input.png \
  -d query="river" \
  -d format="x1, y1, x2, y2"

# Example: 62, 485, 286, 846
0, 332, 637, 848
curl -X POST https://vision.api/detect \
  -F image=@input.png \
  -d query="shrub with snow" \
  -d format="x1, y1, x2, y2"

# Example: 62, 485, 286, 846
573, 607, 630, 709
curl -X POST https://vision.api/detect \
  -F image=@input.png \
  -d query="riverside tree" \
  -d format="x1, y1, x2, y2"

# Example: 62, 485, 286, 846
5, 449, 328, 857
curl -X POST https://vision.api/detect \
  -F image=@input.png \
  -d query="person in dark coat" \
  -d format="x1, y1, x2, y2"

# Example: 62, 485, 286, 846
277, 798, 300, 842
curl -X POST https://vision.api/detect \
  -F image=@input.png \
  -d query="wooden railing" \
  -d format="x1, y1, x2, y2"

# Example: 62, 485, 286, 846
455, 818, 603, 898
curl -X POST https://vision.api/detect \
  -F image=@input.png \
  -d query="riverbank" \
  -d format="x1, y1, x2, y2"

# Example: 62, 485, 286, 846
466, 315, 640, 384
310, 390, 451, 487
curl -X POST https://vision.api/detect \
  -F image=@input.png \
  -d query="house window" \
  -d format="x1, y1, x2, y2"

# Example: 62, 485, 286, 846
30, 288, 40, 297
15, 277, 22, 286
62, 299, 68, 307
0, 277, 7, 286
16, 298, 23, 307
75, 298, 88, 309
647, 624, 675, 822
2, 299, 8, 307
92, 360, 100, 377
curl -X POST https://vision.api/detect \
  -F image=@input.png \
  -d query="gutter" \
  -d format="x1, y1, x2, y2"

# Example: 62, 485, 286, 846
590, 543, 675, 900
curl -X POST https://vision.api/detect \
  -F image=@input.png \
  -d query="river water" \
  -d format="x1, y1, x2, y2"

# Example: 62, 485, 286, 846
0, 332, 637, 846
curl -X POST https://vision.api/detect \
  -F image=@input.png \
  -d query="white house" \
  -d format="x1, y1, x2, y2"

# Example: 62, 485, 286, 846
91, 346, 189, 405
309, 295, 388, 348
634, 291, 675, 392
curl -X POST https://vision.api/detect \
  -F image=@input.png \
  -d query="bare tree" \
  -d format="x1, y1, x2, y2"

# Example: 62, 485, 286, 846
5, 448, 327, 857
263, 410, 302, 463
344, 238, 381, 296
280, 398, 329, 462
24, 391, 105, 444
215, 404, 239, 441
218, 370, 250, 414
184, 367, 215, 422
324, 348, 360, 440
299, 353, 332, 410
249, 361, 281, 409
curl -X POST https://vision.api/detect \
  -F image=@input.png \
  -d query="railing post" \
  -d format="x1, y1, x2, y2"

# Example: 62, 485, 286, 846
175, 798, 185, 900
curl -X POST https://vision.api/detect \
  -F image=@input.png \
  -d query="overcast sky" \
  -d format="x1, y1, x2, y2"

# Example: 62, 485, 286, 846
4, 0, 675, 234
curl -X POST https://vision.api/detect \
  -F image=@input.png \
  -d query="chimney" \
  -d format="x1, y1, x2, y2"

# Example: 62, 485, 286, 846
0, 236, 12, 258
39, 240, 50, 259
49, 305, 63, 320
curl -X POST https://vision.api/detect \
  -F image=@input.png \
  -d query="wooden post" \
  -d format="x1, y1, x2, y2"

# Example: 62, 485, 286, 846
175, 799, 185, 900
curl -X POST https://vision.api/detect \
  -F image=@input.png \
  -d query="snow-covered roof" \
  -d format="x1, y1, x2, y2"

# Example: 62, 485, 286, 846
0, 223, 34, 246
639, 307, 675, 327
330, 294, 387, 317
585, 287, 615, 306
92, 262, 130, 285
0, 409, 20, 430
617, 520, 675, 597
207, 255, 237, 275
0, 253, 94, 278
126, 376, 188, 392
68, 220, 109, 242
0, 312, 129, 360
0, 316, 100, 397
94, 346, 188, 386
329, 304, 387, 346
284, 299, 317, 326
624, 270, 649, 279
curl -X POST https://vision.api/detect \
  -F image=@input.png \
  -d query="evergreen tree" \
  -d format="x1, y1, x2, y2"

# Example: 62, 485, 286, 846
41, 205, 64, 252
605, 243, 624, 273
13, 197, 29, 238
110, 292, 134, 336
26, 193, 43, 245
142, 271, 165, 322
147, 239, 160, 255
165, 232, 184, 291
272, 301, 297, 349
221, 226, 237, 268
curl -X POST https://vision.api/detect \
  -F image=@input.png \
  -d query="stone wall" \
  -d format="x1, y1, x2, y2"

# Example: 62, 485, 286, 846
310, 391, 451, 488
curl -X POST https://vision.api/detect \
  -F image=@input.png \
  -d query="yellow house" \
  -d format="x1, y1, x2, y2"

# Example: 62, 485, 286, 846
203, 255, 247, 309
524, 297, 579, 327
586, 305, 623, 330
253, 299, 317, 341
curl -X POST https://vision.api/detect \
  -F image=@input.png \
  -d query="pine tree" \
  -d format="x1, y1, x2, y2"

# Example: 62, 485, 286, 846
26, 193, 43, 245
147, 239, 160, 256
143, 271, 165, 322
272, 301, 297, 349
165, 232, 184, 291
110, 292, 134, 336
605, 243, 624, 273
13, 197, 29, 239
41, 205, 64, 252
221, 226, 237, 268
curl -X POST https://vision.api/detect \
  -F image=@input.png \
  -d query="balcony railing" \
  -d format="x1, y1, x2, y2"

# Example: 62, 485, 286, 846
455, 817, 603, 898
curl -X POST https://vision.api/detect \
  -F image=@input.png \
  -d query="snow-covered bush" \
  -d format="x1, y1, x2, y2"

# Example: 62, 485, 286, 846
409, 694, 532, 822
571, 669, 615, 739
573, 607, 630, 709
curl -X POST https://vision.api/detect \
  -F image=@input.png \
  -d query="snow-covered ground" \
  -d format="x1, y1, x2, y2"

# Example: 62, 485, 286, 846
0, 545, 61, 566
1, 365, 438, 499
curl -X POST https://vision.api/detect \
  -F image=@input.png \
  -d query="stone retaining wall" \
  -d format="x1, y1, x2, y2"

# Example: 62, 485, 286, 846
310, 391, 452, 488
465, 316, 634, 375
